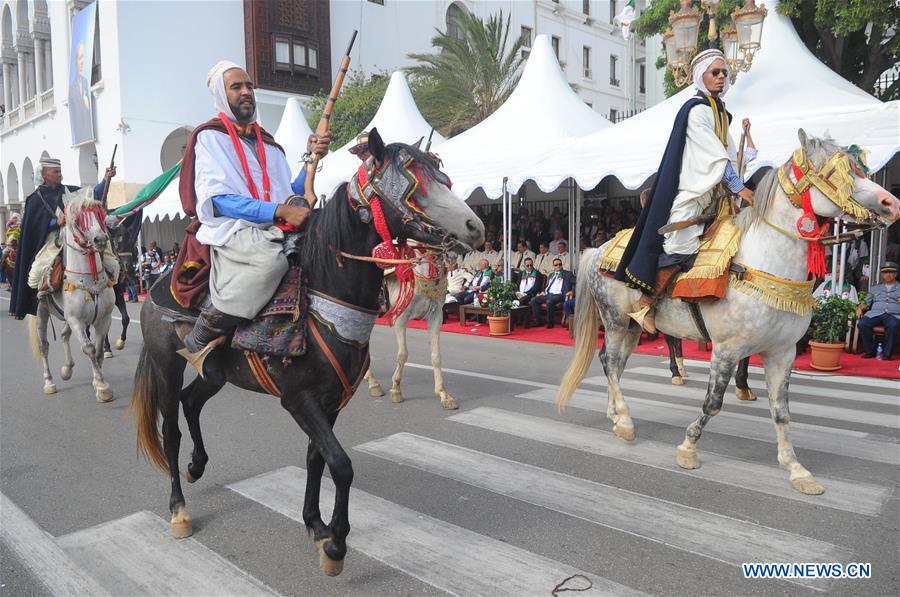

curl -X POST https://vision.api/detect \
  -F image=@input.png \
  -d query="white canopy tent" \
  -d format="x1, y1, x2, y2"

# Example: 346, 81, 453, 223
436, 33, 612, 201
537, 0, 899, 192
312, 71, 446, 201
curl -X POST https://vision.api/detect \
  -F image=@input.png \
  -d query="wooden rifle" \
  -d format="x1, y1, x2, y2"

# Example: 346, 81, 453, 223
304, 30, 357, 209
425, 128, 436, 153
100, 144, 117, 208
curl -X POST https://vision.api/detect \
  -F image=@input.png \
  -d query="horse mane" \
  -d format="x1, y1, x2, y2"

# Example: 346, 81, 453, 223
301, 183, 360, 277
65, 187, 102, 216
735, 167, 779, 232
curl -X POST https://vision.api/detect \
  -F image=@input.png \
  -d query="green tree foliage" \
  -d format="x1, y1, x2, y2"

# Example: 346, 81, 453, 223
406, 10, 526, 137
632, 0, 898, 100
306, 70, 390, 147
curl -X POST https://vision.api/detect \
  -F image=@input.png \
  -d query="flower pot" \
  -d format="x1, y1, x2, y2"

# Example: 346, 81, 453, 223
487, 315, 510, 336
809, 340, 844, 371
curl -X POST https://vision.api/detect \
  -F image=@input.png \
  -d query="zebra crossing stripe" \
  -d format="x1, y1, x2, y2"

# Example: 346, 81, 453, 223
228, 466, 645, 597
56, 511, 279, 596
0, 492, 110, 597
518, 388, 900, 466
644, 364, 899, 407
674, 358, 900, 391
450, 407, 890, 517
583, 370, 899, 428
356, 433, 846, 591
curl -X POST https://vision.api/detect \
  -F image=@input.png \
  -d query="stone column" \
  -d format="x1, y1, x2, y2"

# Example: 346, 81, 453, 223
2, 62, 11, 111
34, 38, 44, 94
16, 50, 26, 105
44, 41, 52, 90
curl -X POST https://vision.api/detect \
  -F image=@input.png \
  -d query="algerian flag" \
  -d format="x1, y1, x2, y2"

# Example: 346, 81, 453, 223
614, 0, 638, 40
110, 161, 181, 217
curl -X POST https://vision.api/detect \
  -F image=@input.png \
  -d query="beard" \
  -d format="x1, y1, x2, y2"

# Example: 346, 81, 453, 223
229, 98, 256, 123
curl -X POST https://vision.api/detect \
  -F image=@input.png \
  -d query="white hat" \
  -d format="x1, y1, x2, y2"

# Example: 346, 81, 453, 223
691, 48, 730, 96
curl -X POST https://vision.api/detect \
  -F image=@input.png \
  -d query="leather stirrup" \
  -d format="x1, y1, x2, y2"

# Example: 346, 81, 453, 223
176, 336, 226, 379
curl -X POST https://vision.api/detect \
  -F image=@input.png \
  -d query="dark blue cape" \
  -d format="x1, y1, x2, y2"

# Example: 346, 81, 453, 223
8, 184, 79, 318
614, 95, 728, 292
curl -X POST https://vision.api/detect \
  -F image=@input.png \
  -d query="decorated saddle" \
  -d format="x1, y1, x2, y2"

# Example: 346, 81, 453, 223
150, 265, 309, 359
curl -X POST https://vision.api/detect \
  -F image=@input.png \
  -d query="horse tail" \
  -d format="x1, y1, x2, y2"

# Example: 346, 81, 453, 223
130, 346, 168, 473
556, 249, 600, 412
27, 315, 43, 363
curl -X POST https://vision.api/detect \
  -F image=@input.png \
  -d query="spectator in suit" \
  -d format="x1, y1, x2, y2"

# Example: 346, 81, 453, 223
857, 261, 899, 360
480, 240, 501, 267
453, 258, 493, 304
444, 260, 472, 303
510, 240, 536, 276
534, 242, 555, 276
549, 229, 568, 254
514, 257, 542, 306
555, 240, 571, 271
529, 258, 575, 329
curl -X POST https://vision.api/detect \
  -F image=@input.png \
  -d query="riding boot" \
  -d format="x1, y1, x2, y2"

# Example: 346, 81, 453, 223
177, 305, 246, 384
628, 265, 680, 333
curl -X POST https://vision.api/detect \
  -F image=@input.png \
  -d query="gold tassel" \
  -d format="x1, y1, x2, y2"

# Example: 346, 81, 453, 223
729, 270, 817, 316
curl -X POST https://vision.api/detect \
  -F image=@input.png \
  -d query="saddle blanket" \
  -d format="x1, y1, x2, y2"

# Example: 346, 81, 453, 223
232, 264, 308, 358
598, 216, 742, 303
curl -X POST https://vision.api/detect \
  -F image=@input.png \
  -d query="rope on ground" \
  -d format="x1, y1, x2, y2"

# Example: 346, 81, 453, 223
551, 573, 593, 596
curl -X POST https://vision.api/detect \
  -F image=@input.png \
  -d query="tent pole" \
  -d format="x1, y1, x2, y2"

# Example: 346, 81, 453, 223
574, 185, 582, 274
503, 177, 510, 283
831, 217, 840, 284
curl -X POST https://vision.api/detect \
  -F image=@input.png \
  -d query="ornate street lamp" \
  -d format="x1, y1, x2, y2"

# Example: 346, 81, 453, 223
664, 0, 767, 87
667, 0, 702, 87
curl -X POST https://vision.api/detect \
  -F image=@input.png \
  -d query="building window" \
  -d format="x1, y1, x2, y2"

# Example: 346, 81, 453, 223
520, 26, 533, 60
639, 63, 646, 94
272, 34, 318, 76
609, 107, 618, 122
610, 0, 617, 25
583, 46, 592, 79
583, 0, 590, 15
551, 35, 560, 59
446, 3, 466, 40
609, 55, 619, 87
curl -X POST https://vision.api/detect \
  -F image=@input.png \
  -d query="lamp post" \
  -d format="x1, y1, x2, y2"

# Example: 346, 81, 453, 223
664, 0, 767, 86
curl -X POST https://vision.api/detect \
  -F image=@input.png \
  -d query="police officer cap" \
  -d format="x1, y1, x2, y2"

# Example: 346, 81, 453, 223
880, 261, 898, 273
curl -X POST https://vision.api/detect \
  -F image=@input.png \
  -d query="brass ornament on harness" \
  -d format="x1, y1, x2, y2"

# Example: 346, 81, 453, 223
776, 147, 871, 222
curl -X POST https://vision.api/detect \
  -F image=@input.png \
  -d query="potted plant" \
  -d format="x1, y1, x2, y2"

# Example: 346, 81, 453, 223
483, 278, 518, 336
809, 295, 856, 371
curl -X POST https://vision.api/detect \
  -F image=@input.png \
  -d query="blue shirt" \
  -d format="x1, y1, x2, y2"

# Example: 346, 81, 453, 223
863, 283, 900, 320
721, 147, 758, 194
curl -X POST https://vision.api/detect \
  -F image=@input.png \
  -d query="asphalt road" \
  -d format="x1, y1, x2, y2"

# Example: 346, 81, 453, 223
1, 296, 898, 597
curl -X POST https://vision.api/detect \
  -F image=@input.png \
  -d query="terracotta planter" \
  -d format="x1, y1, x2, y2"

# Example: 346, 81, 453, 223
487, 315, 511, 336
809, 340, 844, 371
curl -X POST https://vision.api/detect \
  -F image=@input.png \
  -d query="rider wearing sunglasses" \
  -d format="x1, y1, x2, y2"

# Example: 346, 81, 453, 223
615, 48, 757, 333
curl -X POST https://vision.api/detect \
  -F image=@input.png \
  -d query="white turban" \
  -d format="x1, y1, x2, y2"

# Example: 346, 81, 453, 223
691, 49, 730, 97
206, 60, 257, 123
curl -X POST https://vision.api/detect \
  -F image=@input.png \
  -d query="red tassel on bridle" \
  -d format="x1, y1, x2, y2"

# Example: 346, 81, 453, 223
791, 160, 828, 279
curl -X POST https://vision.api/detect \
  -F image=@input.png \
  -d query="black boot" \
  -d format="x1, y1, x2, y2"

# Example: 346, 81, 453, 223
177, 306, 246, 383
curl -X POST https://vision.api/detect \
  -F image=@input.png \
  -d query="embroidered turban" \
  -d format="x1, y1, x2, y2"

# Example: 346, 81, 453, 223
691, 48, 730, 97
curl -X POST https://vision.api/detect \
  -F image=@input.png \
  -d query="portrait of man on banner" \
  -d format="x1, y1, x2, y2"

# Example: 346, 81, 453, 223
68, 1, 97, 147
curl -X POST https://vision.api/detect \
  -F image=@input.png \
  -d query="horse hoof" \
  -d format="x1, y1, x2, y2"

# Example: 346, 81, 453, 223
114, 339, 125, 350
441, 396, 459, 410
676, 445, 701, 470
96, 387, 114, 403
103, 351, 114, 359
390, 390, 403, 404
171, 507, 193, 538
184, 468, 199, 484
790, 474, 825, 495
60, 366, 72, 381
736, 388, 757, 401
368, 385, 385, 398
315, 539, 345, 577
43, 383, 57, 395
671, 375, 684, 385
612, 421, 635, 441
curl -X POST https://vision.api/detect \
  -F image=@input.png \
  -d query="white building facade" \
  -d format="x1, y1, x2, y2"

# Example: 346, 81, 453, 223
330, 0, 662, 122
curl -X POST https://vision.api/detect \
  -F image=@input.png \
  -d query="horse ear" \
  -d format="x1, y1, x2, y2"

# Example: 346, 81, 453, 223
369, 128, 386, 164
797, 128, 809, 150
412, 136, 424, 150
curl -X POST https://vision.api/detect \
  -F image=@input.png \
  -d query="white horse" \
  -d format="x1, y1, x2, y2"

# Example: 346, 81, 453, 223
557, 130, 899, 495
28, 188, 117, 402
364, 253, 459, 410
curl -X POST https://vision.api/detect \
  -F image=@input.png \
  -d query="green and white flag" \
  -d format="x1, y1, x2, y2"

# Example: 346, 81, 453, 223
614, 0, 638, 40
110, 161, 181, 217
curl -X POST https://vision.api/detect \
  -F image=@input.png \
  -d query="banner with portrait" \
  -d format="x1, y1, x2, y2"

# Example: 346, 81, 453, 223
68, 1, 97, 147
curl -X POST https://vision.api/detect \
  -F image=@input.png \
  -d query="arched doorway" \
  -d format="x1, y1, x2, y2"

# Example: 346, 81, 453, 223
6, 163, 19, 205
159, 126, 193, 171
446, 2, 468, 41
21, 157, 34, 196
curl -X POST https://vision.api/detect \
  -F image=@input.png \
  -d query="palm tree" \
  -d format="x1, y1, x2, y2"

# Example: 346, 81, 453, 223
407, 10, 526, 137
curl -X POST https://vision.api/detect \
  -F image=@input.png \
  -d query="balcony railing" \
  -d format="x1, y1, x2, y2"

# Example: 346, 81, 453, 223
0, 87, 54, 135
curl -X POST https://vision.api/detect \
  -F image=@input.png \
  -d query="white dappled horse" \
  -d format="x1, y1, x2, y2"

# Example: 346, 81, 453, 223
557, 130, 900, 495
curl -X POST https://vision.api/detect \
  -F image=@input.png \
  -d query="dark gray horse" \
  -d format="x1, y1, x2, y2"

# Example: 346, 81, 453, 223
664, 334, 755, 400
131, 133, 484, 575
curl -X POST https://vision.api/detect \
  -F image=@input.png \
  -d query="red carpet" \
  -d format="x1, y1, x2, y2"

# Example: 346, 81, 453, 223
376, 316, 900, 380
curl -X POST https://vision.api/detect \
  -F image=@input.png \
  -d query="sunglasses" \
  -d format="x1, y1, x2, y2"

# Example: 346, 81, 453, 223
553, 263, 562, 267
710, 68, 728, 78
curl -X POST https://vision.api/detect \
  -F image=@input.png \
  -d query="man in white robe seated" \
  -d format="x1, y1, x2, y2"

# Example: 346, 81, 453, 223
178, 60, 330, 379
444, 260, 472, 303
